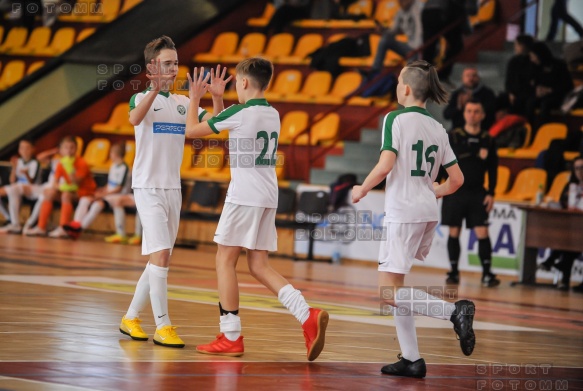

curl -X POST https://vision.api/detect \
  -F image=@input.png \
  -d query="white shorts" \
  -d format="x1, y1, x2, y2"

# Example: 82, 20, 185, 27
214, 202, 277, 251
378, 221, 437, 274
134, 188, 181, 255
7, 183, 44, 200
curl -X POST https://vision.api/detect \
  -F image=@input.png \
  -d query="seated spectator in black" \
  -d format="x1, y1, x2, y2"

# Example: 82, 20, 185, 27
443, 66, 497, 130
422, 0, 472, 82
504, 34, 535, 116
538, 156, 583, 292
526, 42, 574, 128
265, 0, 312, 35
369, 0, 423, 76
546, 0, 583, 42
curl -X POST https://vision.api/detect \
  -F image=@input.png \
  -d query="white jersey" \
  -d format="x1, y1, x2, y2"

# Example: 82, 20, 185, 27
381, 106, 457, 223
15, 158, 40, 184
107, 162, 131, 194
208, 99, 279, 208
130, 89, 206, 189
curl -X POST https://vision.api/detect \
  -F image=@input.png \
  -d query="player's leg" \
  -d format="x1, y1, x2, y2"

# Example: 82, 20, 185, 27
48, 191, 75, 238
0, 184, 24, 233
447, 226, 461, 283
23, 183, 48, 233
441, 194, 464, 284
0, 186, 10, 223
72, 195, 93, 224
468, 191, 499, 287
28, 187, 58, 235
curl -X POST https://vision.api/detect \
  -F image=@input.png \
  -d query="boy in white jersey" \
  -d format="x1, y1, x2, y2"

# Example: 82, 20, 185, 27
118, 36, 230, 348
352, 60, 475, 378
0, 139, 40, 233
185, 58, 329, 361
64, 143, 140, 241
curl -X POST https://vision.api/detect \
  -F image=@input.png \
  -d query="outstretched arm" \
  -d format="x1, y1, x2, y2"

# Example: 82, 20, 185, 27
185, 67, 213, 138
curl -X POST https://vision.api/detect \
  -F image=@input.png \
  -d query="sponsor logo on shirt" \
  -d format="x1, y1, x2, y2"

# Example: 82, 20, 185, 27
177, 105, 186, 115
153, 122, 186, 135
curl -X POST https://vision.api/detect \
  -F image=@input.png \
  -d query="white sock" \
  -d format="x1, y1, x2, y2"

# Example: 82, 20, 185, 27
278, 284, 310, 324
25, 196, 43, 227
134, 213, 142, 236
125, 263, 150, 319
220, 313, 242, 341
73, 196, 92, 223
81, 201, 104, 229
148, 263, 171, 328
394, 306, 421, 362
395, 287, 456, 320
6, 185, 22, 227
113, 207, 126, 236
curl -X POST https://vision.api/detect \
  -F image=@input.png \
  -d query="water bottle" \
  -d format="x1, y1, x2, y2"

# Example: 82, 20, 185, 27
568, 183, 578, 209
331, 240, 341, 264
535, 184, 544, 206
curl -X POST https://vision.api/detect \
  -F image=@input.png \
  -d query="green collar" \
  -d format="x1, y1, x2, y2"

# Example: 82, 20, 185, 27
245, 98, 271, 107
145, 87, 170, 98
401, 106, 432, 118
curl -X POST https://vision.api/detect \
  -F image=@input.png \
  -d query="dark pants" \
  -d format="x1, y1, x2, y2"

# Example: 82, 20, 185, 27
546, 0, 583, 40
265, 5, 310, 35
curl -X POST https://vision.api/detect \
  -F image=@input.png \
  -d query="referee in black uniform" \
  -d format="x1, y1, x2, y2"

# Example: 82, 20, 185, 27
442, 98, 500, 287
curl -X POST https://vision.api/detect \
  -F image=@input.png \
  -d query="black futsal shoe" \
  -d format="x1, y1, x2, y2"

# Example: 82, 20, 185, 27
381, 354, 426, 378
450, 300, 476, 356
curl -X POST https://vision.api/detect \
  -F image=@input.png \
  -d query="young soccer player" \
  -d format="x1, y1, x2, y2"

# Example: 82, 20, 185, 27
64, 143, 133, 240
26, 136, 96, 237
351, 60, 475, 378
0, 139, 40, 233
185, 58, 329, 361
118, 36, 230, 348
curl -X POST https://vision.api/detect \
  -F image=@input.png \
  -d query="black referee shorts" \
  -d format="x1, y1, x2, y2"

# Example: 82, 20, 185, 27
441, 188, 489, 229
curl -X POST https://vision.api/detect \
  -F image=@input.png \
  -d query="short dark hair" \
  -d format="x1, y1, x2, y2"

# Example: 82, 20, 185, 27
59, 135, 77, 147
235, 57, 273, 91
515, 34, 534, 51
403, 60, 448, 104
111, 142, 126, 159
464, 98, 484, 110
19, 137, 34, 146
144, 35, 176, 66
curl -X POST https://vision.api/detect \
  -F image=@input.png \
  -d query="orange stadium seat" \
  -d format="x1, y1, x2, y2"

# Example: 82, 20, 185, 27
286, 71, 332, 103
545, 171, 570, 203
76, 28, 96, 43
92, 103, 134, 135
170, 65, 189, 96
247, 2, 275, 27
0, 60, 25, 91
374, 0, 400, 27
10, 27, 51, 56
276, 33, 323, 65
279, 111, 309, 144
83, 138, 111, 167
263, 33, 294, 60
264, 70, 302, 101
221, 33, 266, 63
296, 112, 341, 145
80, 0, 121, 22
470, 0, 496, 26
27, 61, 45, 75
124, 140, 136, 168
35, 27, 75, 56
485, 165, 511, 197
312, 72, 362, 104
498, 123, 567, 159
121, 0, 143, 13
328, 0, 375, 28
182, 144, 225, 180
0, 27, 28, 54
0, 26, 4, 44
496, 168, 547, 203
59, 0, 96, 21
193, 32, 239, 63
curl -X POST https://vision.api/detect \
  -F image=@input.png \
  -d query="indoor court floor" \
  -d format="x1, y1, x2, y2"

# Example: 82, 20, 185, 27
1, 235, 582, 390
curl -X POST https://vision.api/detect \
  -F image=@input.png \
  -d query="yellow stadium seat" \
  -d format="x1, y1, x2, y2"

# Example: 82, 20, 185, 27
263, 33, 294, 60
124, 140, 136, 168
296, 112, 340, 145
498, 123, 567, 159
35, 27, 75, 56
545, 171, 570, 203
194, 32, 239, 63
27, 61, 45, 75
10, 27, 51, 56
374, 0, 400, 27
324, 0, 375, 28
182, 144, 225, 179
121, 0, 142, 13
327, 34, 346, 44
496, 168, 547, 203
247, 2, 275, 27
276, 33, 323, 65
275, 150, 286, 181
83, 138, 111, 167
265, 70, 302, 101
59, 0, 96, 21
286, 71, 332, 103
170, 65, 189, 96
0, 60, 25, 91
76, 28, 95, 43
92, 103, 133, 135
279, 111, 309, 145
221, 33, 266, 63
485, 166, 511, 197
470, 0, 496, 26
0, 27, 28, 54
313, 72, 362, 104
0, 26, 4, 44
81, 0, 121, 22
75, 136, 84, 157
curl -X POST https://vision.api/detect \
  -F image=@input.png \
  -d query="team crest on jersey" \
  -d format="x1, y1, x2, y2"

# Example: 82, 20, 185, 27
177, 105, 186, 115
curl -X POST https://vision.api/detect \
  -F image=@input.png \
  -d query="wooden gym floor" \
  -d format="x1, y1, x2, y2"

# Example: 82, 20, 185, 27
0, 235, 582, 390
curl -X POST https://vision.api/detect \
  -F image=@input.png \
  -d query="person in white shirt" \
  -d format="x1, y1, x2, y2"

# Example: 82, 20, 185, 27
185, 57, 329, 361
118, 35, 230, 349
352, 60, 474, 378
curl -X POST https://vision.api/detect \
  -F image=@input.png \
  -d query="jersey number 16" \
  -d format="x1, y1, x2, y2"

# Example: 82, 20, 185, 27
411, 140, 438, 177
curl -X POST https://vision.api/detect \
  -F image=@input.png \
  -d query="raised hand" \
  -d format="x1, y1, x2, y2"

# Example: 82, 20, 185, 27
187, 67, 211, 101
208, 64, 233, 98
146, 59, 163, 92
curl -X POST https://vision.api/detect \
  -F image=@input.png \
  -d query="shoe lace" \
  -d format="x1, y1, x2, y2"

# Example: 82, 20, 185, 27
127, 318, 142, 328
164, 326, 178, 337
